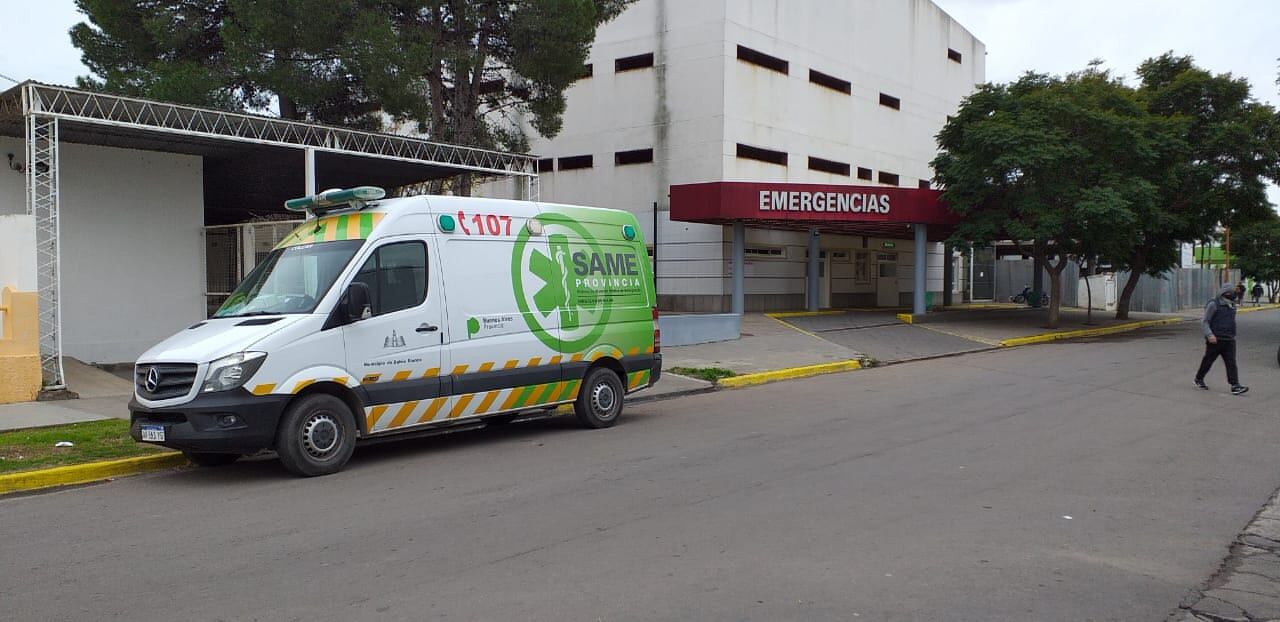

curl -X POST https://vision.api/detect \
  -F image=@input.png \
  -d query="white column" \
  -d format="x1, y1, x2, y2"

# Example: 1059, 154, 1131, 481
304, 147, 317, 196
914, 224, 928, 315
807, 227, 820, 312
731, 223, 745, 315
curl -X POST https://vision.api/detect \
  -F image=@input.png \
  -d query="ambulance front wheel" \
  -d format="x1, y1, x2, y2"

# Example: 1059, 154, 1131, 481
275, 393, 357, 477
575, 367, 624, 429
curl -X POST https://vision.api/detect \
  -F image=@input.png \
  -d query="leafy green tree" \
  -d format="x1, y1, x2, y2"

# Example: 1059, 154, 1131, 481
1112, 53, 1280, 318
933, 66, 1154, 328
71, 0, 630, 157
1233, 217, 1280, 303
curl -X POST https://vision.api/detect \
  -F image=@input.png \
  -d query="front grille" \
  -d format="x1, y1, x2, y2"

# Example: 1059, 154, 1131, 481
136, 363, 198, 400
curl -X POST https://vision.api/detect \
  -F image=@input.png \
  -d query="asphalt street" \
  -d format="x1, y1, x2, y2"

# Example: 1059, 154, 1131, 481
3, 312, 1279, 621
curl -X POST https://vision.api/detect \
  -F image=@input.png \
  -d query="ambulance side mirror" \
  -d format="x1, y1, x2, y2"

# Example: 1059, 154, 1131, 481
345, 282, 373, 323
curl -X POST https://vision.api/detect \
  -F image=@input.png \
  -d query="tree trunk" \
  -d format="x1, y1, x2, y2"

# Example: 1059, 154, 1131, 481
1084, 265, 1093, 325
1115, 253, 1147, 320
1045, 263, 1064, 329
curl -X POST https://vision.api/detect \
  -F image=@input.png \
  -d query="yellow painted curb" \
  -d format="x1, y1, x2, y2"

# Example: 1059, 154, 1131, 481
998, 318, 1182, 348
1238, 304, 1280, 314
0, 452, 188, 495
717, 359, 863, 388
896, 313, 914, 324
766, 310, 845, 319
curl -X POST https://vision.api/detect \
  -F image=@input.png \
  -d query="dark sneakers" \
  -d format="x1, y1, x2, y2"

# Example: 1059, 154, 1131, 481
1231, 385, 1250, 395
1194, 379, 1208, 390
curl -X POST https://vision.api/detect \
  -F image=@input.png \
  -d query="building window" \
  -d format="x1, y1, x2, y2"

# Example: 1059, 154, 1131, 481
829, 250, 851, 262
615, 148, 654, 166
854, 251, 870, 283
918, 179, 931, 189
736, 143, 788, 166
879, 93, 901, 110
745, 246, 785, 259
878, 171, 900, 186
615, 53, 654, 72
809, 69, 851, 94
582, 63, 594, 78
736, 45, 789, 75
947, 48, 963, 64
808, 156, 850, 176
558, 154, 593, 171
856, 167, 873, 181
537, 158, 554, 173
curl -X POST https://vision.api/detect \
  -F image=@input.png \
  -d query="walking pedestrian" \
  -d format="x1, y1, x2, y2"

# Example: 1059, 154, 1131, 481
1251, 282, 1264, 306
1195, 284, 1248, 395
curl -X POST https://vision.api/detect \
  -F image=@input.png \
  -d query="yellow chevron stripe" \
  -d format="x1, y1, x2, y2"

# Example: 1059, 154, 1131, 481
571, 353, 584, 362
478, 361, 495, 373
346, 213, 362, 239
292, 379, 317, 393
392, 370, 412, 382
628, 347, 640, 356
422, 367, 439, 378
503, 359, 519, 369
549, 355, 562, 365
448, 394, 475, 419
417, 397, 448, 423
451, 364, 469, 376
251, 383, 275, 396
388, 400, 420, 429
543, 381, 565, 402
565, 379, 581, 399
475, 390, 501, 414
645, 345, 655, 354
527, 356, 542, 367
500, 387, 524, 411
525, 383, 550, 405
362, 373, 381, 384
366, 405, 389, 430
333, 376, 349, 386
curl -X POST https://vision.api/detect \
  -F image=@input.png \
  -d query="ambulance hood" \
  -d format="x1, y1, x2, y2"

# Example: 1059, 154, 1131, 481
137, 315, 308, 364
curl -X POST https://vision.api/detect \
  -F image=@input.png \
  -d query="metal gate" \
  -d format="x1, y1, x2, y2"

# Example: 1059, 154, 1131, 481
203, 221, 302, 317
970, 246, 996, 301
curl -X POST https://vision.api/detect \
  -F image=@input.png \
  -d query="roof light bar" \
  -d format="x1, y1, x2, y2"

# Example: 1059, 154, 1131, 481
284, 186, 386, 212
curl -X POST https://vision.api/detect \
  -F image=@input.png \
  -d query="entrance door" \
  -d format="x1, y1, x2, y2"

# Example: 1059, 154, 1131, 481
971, 245, 995, 301
876, 253, 898, 307
342, 237, 446, 434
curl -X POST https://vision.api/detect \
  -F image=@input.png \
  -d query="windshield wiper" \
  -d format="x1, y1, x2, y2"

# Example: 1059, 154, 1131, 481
220, 311, 284, 318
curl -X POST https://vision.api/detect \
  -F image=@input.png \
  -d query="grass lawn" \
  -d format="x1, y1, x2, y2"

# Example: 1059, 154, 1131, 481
0, 419, 168, 474
668, 366, 737, 382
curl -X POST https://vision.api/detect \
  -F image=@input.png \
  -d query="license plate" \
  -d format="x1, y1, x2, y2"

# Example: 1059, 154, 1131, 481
140, 425, 165, 442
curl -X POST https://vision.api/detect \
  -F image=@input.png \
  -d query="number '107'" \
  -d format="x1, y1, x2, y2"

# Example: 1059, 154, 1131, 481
457, 211, 512, 236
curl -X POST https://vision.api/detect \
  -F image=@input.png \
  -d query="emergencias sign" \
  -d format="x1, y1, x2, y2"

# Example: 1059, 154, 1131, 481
758, 190, 891, 214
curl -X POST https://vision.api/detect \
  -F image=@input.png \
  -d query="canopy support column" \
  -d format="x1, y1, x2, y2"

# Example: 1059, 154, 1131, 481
913, 224, 928, 315
731, 223, 745, 315
807, 227, 820, 312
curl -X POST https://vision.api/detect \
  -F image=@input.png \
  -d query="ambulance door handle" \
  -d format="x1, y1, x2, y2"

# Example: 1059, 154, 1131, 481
416, 323, 439, 333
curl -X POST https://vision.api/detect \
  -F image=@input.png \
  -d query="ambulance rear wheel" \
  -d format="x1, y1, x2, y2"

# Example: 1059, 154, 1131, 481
275, 393, 357, 477
182, 451, 240, 467
574, 367, 624, 429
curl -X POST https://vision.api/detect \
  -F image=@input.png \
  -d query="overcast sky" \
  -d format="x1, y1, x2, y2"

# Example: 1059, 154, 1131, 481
1, 0, 1276, 202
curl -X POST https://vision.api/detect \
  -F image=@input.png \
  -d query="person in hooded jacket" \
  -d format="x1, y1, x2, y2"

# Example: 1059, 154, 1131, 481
1195, 284, 1249, 394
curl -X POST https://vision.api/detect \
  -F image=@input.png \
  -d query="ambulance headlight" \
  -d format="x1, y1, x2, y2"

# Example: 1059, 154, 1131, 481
202, 352, 267, 393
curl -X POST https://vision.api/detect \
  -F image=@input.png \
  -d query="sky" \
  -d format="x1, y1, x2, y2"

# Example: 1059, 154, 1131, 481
0, 0, 1277, 201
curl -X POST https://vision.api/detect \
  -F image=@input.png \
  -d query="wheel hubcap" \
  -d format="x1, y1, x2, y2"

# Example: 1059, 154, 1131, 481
591, 382, 616, 418
302, 413, 340, 458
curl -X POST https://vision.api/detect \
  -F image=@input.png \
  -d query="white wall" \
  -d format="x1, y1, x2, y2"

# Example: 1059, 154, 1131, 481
484, 0, 982, 307
0, 137, 24, 215
0, 214, 36, 292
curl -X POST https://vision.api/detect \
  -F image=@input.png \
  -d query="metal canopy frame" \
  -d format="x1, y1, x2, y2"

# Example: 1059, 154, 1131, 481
0, 82, 539, 389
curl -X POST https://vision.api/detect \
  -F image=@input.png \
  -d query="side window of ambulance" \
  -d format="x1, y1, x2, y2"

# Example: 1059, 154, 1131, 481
352, 241, 428, 316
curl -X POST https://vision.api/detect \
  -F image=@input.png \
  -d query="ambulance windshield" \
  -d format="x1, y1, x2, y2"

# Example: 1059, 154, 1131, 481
214, 240, 364, 318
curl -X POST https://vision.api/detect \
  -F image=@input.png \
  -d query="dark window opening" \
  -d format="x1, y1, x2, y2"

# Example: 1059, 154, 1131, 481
558, 155, 593, 170
809, 69, 851, 94
736, 143, 788, 166
615, 148, 654, 166
582, 63, 593, 78
736, 45, 789, 75
352, 241, 428, 317
878, 171, 900, 186
477, 79, 505, 95
808, 156, 850, 176
947, 48, 963, 63
918, 179, 931, 189
879, 93, 901, 110
537, 158, 554, 173
615, 53, 654, 72
856, 167, 873, 181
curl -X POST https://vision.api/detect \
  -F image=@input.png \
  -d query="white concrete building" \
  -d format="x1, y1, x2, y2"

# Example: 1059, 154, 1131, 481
489, 0, 985, 311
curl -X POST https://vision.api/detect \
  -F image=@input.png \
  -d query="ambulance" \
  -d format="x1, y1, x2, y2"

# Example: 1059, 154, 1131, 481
129, 187, 661, 476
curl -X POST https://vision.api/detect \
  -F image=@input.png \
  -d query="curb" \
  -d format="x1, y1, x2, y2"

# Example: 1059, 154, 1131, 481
717, 359, 863, 388
0, 452, 188, 496
896, 313, 914, 324
1238, 304, 1280, 315
998, 317, 1182, 347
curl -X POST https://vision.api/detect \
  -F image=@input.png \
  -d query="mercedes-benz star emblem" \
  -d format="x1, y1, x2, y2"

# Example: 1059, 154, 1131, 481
144, 367, 160, 393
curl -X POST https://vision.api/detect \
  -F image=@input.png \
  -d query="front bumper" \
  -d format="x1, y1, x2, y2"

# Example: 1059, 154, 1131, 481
129, 389, 290, 453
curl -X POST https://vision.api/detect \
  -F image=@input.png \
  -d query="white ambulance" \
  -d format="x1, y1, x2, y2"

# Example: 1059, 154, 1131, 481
130, 187, 660, 476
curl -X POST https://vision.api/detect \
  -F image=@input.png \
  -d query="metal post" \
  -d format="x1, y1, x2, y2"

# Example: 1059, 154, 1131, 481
304, 147, 316, 196
942, 244, 954, 307
731, 222, 745, 315
807, 227, 820, 312
913, 224, 927, 315
26, 111, 65, 389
